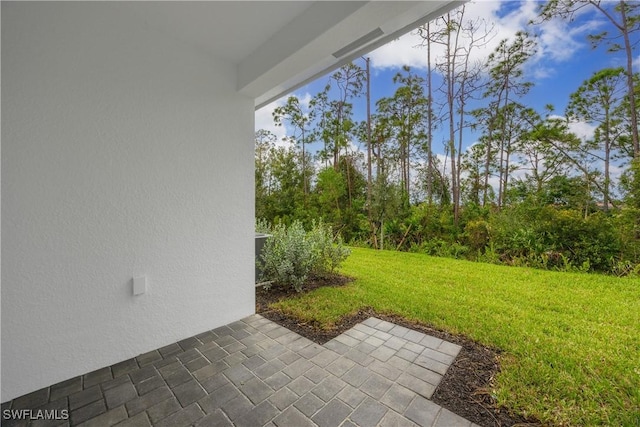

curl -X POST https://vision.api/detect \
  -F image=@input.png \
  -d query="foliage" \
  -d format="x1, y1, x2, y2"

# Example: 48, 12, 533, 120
254, 2, 640, 276
257, 220, 350, 291
270, 248, 640, 426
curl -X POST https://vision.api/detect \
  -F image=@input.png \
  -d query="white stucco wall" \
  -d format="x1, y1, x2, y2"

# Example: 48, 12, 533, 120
2, 2, 255, 401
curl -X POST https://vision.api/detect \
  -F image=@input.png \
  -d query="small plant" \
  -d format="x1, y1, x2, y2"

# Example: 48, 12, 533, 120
258, 219, 350, 291
307, 219, 351, 276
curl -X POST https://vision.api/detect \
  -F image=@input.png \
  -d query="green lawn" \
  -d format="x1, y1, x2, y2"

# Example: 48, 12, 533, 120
270, 247, 640, 426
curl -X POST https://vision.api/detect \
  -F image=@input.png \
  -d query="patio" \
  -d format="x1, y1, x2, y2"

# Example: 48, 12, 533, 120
2, 315, 477, 427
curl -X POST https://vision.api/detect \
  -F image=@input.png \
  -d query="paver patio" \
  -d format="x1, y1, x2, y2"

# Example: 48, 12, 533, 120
2, 315, 479, 426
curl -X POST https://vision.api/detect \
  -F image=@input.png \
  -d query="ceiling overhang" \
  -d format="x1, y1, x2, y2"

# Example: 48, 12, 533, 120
238, 1, 464, 109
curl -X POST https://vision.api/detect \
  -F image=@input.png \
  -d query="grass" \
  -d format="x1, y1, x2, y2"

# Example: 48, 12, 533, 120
270, 247, 640, 426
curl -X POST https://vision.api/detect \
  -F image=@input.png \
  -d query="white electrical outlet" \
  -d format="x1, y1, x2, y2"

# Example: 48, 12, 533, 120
133, 276, 147, 296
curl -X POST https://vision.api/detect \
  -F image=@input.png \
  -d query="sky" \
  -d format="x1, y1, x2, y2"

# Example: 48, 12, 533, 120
255, 0, 638, 179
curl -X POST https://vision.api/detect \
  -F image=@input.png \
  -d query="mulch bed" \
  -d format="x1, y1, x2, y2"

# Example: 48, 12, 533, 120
256, 275, 541, 427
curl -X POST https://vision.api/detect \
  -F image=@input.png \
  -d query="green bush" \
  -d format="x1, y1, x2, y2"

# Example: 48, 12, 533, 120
258, 219, 350, 291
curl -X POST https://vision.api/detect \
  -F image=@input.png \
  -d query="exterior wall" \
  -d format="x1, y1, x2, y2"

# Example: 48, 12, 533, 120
1, 3, 255, 401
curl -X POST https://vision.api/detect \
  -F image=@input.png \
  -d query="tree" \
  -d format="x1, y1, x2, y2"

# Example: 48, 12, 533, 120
538, 0, 640, 158
255, 130, 277, 219
567, 67, 629, 211
376, 66, 428, 202
475, 31, 536, 209
273, 96, 314, 197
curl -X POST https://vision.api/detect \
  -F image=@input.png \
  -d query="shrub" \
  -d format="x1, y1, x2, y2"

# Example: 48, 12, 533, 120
258, 219, 351, 291
307, 220, 351, 276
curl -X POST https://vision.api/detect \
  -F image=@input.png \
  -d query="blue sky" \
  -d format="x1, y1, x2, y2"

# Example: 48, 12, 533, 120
255, 0, 638, 170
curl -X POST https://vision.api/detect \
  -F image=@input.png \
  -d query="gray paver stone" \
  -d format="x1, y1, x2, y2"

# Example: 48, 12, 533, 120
343, 348, 374, 366
264, 371, 292, 391
396, 348, 419, 363
379, 410, 419, 427
223, 364, 253, 386
254, 359, 286, 380
414, 356, 449, 376
202, 347, 228, 363
310, 350, 340, 368
360, 373, 393, 400
111, 359, 139, 378
397, 373, 437, 399
369, 359, 402, 381
437, 341, 462, 357
69, 386, 102, 411
172, 380, 206, 408
311, 398, 352, 427
294, 393, 325, 417
404, 330, 425, 344
71, 400, 106, 425
404, 396, 441, 427
342, 365, 371, 387
349, 397, 388, 426
304, 366, 330, 384
104, 382, 137, 409
286, 376, 315, 396
235, 401, 279, 427
325, 357, 356, 377
50, 377, 82, 401
113, 411, 151, 427
242, 355, 266, 371
311, 376, 347, 402
239, 377, 272, 404
419, 335, 443, 350
380, 384, 416, 414
193, 361, 228, 382
137, 350, 162, 367
362, 317, 382, 328
12, 387, 49, 409
273, 407, 316, 427
193, 409, 232, 427
125, 386, 172, 416
134, 374, 165, 396
323, 339, 351, 355
375, 320, 396, 332
420, 348, 454, 365
198, 372, 229, 393
336, 385, 366, 409
77, 406, 127, 427
155, 403, 204, 427
434, 407, 472, 427
185, 357, 210, 373
385, 336, 406, 350
298, 343, 324, 359
406, 364, 443, 386
220, 395, 253, 421
158, 343, 182, 359
370, 345, 397, 362
83, 367, 113, 389
177, 337, 201, 351
146, 397, 181, 424
129, 366, 156, 385
269, 387, 298, 410
197, 383, 240, 414
282, 358, 314, 379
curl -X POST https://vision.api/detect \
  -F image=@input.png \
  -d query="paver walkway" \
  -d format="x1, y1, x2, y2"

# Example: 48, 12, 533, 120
2, 315, 478, 427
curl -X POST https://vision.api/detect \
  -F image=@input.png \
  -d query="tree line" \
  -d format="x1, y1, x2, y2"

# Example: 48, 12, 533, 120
256, 0, 640, 276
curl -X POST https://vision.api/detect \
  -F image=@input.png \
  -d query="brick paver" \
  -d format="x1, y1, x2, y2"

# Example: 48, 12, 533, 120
2, 315, 478, 426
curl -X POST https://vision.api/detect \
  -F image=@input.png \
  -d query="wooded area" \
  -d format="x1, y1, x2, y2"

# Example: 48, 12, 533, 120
255, 1, 640, 276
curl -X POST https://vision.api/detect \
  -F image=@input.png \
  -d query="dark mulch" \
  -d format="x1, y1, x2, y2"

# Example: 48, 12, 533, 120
256, 275, 541, 427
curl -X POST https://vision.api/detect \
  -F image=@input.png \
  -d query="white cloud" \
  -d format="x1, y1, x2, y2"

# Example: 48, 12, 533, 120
254, 92, 313, 148
368, 0, 599, 79
634, 54, 640, 72
255, 97, 287, 146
